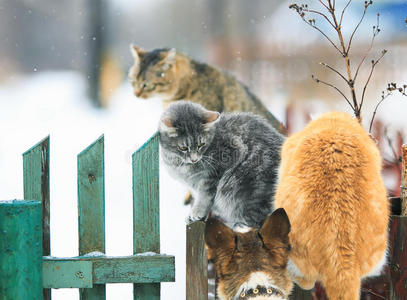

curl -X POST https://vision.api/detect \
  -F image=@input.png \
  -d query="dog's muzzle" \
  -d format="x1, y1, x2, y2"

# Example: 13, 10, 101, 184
237, 285, 287, 299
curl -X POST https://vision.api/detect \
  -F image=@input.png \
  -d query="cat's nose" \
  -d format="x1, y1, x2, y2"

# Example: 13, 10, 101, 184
190, 153, 199, 163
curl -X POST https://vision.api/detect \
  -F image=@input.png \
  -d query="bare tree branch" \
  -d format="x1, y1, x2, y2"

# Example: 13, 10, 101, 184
370, 83, 407, 133
354, 15, 381, 82
339, 0, 352, 26
312, 75, 354, 109
369, 92, 389, 133
346, 2, 372, 54
319, 62, 349, 84
360, 50, 387, 111
318, 0, 330, 11
305, 18, 343, 54
306, 9, 336, 29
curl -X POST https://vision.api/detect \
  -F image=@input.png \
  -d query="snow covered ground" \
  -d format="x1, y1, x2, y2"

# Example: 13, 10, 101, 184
0, 71, 189, 299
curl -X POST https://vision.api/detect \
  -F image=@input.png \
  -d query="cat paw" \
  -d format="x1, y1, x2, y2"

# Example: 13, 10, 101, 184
185, 213, 206, 224
184, 191, 194, 206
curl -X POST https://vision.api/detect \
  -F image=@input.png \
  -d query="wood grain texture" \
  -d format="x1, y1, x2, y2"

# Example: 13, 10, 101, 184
0, 200, 43, 299
388, 216, 407, 299
186, 221, 208, 300
78, 135, 106, 299
43, 255, 175, 287
133, 133, 160, 300
43, 260, 93, 288
23, 136, 51, 300
401, 145, 407, 216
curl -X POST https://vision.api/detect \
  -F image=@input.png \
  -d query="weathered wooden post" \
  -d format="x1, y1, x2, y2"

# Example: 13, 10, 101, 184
0, 200, 43, 299
78, 135, 106, 299
389, 144, 407, 299
133, 133, 161, 300
23, 136, 51, 300
186, 221, 208, 300
388, 144, 407, 299
401, 144, 407, 216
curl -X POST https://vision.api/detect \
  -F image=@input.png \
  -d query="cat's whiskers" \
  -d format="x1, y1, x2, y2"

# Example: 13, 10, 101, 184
201, 157, 218, 175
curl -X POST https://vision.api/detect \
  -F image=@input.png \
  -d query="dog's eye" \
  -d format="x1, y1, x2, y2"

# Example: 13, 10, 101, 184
178, 145, 188, 152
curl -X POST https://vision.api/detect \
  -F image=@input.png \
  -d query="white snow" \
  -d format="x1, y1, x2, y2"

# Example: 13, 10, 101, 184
0, 71, 189, 299
82, 251, 106, 257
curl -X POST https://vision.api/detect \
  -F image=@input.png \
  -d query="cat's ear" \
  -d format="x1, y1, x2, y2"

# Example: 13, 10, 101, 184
259, 208, 290, 247
203, 111, 220, 130
129, 45, 145, 77
159, 117, 178, 137
205, 218, 235, 260
162, 48, 177, 66
130, 44, 146, 59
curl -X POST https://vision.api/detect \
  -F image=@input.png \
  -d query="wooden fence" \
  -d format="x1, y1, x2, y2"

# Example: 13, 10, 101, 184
0, 134, 175, 299
1, 133, 406, 299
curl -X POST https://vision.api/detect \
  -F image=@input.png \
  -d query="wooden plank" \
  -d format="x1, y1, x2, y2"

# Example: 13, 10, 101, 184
78, 135, 106, 299
388, 215, 407, 299
43, 255, 175, 287
43, 260, 93, 288
401, 144, 407, 215
186, 221, 208, 300
0, 200, 42, 299
132, 133, 160, 299
23, 136, 51, 300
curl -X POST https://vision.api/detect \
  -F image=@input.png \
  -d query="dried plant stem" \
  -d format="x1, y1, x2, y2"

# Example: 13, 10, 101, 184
360, 50, 387, 111
369, 93, 389, 133
289, 0, 386, 124
312, 75, 354, 109
319, 62, 349, 84
328, 2, 360, 119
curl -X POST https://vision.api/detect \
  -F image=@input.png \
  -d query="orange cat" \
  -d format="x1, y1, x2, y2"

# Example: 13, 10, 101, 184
275, 112, 389, 299
205, 112, 389, 300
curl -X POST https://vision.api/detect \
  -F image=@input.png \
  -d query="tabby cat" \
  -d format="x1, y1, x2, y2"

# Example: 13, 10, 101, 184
129, 45, 283, 132
158, 101, 284, 228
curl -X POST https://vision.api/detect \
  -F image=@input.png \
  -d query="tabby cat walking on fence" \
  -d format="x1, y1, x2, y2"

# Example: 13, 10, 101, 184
129, 45, 283, 132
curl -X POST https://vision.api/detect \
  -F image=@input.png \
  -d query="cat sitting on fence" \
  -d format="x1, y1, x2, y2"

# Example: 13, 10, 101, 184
158, 101, 284, 228
205, 112, 389, 300
129, 45, 284, 205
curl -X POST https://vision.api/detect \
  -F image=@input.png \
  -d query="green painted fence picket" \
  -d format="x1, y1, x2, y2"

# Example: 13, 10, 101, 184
78, 135, 106, 299
23, 136, 51, 300
133, 133, 161, 300
0, 133, 175, 299
0, 200, 43, 299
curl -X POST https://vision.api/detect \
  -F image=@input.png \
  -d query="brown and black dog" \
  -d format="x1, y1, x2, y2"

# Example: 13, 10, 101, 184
205, 208, 293, 300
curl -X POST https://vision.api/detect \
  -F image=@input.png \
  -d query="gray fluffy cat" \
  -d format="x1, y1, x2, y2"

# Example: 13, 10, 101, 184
159, 101, 284, 228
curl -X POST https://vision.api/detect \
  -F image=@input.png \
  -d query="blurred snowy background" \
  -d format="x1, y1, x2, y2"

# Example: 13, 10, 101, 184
0, 0, 406, 299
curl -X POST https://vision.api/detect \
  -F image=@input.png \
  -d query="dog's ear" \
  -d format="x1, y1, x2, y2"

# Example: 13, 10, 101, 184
259, 208, 290, 247
205, 218, 234, 260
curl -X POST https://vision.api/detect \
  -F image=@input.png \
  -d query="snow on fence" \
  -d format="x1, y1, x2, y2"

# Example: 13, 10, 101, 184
0, 134, 175, 300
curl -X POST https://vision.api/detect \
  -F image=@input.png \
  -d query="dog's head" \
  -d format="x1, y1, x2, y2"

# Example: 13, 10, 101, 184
205, 208, 293, 300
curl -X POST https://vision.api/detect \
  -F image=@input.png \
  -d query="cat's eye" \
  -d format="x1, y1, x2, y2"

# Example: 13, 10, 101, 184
178, 145, 188, 152
198, 143, 206, 149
